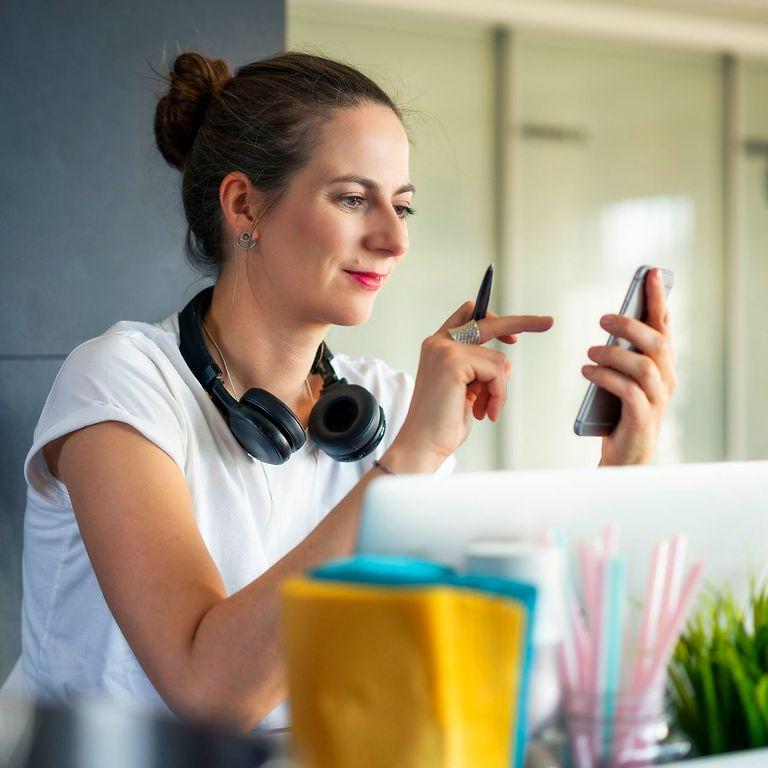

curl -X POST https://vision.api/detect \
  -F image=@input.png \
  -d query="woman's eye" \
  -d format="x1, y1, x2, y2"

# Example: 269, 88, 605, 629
339, 195, 415, 220
340, 195, 365, 210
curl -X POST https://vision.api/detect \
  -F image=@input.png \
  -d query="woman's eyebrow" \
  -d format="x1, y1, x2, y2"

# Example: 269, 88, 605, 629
328, 174, 415, 195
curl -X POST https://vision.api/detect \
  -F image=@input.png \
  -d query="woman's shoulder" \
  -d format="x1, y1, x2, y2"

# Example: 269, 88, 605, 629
25, 319, 189, 503
63, 318, 178, 372
49, 318, 188, 407
45, 318, 187, 434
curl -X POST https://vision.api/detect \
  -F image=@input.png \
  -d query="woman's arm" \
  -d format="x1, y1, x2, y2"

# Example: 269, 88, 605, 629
45, 307, 552, 732
46, 421, 438, 731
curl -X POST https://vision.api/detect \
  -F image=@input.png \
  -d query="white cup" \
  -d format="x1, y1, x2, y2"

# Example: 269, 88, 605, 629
466, 541, 566, 737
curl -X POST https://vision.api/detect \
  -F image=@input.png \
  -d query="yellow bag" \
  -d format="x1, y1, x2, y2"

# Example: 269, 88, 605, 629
282, 577, 529, 768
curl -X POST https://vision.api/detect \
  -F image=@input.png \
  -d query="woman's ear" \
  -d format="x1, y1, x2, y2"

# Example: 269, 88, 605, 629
219, 171, 266, 239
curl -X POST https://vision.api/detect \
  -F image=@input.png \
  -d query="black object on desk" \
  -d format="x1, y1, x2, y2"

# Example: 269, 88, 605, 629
3, 698, 289, 768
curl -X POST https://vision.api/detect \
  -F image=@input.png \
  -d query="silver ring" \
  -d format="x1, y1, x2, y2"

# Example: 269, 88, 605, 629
447, 319, 481, 345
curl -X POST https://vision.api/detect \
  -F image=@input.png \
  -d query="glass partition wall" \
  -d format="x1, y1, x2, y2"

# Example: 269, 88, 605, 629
505, 35, 725, 468
289, 12, 500, 471
288, 8, 767, 471
736, 61, 768, 460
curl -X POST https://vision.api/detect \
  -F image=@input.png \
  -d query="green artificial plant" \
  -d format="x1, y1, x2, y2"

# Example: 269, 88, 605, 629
669, 578, 768, 756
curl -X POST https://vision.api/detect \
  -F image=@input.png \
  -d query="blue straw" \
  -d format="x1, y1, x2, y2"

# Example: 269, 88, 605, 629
602, 555, 626, 759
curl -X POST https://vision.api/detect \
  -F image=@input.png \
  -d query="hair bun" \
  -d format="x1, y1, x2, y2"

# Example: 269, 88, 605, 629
154, 52, 232, 171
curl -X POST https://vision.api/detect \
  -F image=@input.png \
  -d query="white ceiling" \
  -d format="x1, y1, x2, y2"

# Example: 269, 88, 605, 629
604, 0, 768, 23
291, 0, 768, 57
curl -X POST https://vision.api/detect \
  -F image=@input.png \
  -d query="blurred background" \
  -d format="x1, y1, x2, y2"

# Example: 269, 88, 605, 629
1, 0, 766, 686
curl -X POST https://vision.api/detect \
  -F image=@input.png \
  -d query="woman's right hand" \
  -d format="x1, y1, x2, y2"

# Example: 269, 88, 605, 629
387, 301, 553, 471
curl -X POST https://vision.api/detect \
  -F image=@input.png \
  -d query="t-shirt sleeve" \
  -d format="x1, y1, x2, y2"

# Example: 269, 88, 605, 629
25, 332, 188, 504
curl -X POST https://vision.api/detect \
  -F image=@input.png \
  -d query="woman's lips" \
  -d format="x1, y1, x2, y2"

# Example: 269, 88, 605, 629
344, 270, 383, 291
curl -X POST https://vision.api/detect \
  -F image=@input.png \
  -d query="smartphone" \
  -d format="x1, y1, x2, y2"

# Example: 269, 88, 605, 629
573, 265, 674, 437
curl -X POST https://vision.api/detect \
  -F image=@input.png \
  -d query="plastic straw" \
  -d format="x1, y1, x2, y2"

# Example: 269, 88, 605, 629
663, 536, 688, 627
591, 544, 610, 763
603, 523, 619, 558
603, 556, 626, 758
590, 545, 606, 700
554, 530, 590, 675
578, 540, 599, 685
570, 599, 591, 689
642, 560, 704, 693
549, 529, 580, 692
632, 540, 669, 689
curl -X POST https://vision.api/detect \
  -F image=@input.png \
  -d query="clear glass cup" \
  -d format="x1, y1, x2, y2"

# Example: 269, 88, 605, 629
558, 688, 691, 768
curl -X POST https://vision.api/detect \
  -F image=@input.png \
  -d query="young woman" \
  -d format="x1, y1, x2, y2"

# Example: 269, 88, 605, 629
18, 52, 675, 732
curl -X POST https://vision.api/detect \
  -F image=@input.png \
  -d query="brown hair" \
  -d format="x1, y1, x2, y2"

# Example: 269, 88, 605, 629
153, 51, 403, 275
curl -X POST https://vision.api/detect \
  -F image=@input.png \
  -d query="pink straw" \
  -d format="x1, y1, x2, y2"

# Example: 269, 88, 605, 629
642, 560, 705, 693
570, 599, 591, 689
603, 523, 619, 557
578, 541, 600, 637
663, 536, 688, 627
631, 540, 669, 690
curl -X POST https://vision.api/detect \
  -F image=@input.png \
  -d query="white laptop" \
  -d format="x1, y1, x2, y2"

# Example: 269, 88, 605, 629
358, 460, 768, 600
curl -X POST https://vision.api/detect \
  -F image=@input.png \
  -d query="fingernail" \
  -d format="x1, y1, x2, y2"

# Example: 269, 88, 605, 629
582, 365, 595, 376
601, 314, 615, 326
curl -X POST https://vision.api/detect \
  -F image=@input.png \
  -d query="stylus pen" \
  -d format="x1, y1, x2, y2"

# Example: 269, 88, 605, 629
472, 264, 494, 321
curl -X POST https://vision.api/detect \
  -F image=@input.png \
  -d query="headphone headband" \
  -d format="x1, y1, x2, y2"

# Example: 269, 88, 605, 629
178, 286, 221, 391
179, 286, 330, 392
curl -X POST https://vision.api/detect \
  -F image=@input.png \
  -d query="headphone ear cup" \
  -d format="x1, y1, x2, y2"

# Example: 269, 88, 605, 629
308, 382, 386, 462
207, 380, 302, 464
240, 388, 307, 453
227, 405, 293, 465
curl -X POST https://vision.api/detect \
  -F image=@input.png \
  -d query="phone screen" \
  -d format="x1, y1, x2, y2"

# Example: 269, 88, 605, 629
574, 265, 674, 437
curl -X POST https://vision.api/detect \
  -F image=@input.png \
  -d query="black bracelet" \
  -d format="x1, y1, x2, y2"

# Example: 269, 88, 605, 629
373, 459, 396, 476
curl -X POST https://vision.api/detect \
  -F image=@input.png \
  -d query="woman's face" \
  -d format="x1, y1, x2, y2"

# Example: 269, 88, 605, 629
253, 103, 412, 327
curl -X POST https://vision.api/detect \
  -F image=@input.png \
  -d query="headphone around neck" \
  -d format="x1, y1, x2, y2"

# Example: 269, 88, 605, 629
178, 287, 386, 465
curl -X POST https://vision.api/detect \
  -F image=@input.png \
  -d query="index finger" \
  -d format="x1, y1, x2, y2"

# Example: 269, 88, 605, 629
484, 310, 517, 344
477, 314, 553, 344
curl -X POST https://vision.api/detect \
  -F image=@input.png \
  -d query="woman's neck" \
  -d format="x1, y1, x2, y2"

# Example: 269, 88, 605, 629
202, 273, 327, 414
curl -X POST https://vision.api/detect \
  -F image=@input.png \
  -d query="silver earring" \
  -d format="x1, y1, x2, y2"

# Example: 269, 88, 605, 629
236, 231, 258, 250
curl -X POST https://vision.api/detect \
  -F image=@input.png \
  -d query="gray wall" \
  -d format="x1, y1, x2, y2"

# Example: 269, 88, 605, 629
0, 0, 285, 683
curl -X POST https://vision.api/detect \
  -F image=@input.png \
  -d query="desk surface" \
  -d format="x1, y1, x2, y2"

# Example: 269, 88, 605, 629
674, 748, 768, 767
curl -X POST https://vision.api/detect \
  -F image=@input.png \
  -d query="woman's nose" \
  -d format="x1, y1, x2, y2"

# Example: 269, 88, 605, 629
364, 207, 409, 258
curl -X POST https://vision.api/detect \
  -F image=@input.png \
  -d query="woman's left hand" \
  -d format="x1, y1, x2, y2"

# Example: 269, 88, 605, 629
581, 268, 676, 466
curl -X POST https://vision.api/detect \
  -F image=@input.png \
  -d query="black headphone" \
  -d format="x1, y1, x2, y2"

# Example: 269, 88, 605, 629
178, 287, 386, 465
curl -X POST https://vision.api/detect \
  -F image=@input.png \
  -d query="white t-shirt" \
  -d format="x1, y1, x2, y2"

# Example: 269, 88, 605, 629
19, 313, 454, 729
